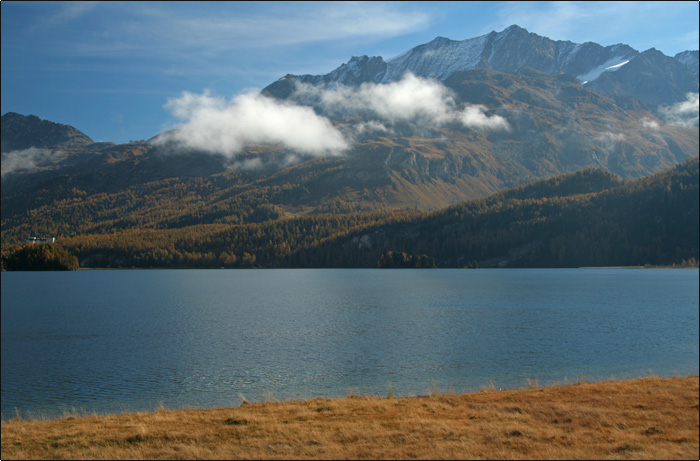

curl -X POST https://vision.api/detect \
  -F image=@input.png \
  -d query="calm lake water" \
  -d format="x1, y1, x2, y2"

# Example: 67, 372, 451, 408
1, 268, 698, 420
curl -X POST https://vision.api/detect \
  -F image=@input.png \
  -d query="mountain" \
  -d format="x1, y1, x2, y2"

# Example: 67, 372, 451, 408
675, 50, 699, 79
302, 157, 700, 268
586, 48, 700, 105
3, 67, 697, 224
263, 25, 698, 107
1, 112, 94, 153
2, 25, 699, 256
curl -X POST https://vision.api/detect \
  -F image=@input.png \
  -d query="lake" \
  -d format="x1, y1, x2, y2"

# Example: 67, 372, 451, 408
1, 268, 698, 420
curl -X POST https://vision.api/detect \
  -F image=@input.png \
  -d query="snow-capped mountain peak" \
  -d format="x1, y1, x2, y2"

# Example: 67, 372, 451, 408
262, 25, 698, 106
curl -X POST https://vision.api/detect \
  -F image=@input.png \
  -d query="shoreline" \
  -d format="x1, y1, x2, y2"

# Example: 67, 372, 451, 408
2, 375, 698, 460
4, 264, 698, 272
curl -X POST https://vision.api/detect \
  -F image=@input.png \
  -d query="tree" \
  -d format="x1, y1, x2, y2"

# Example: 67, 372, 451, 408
2, 244, 79, 271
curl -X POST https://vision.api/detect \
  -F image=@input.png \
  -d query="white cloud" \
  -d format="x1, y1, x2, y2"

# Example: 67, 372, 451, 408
459, 105, 510, 130
298, 72, 510, 130
156, 90, 349, 158
233, 157, 264, 171
65, 2, 430, 58
315, 73, 455, 124
595, 131, 626, 151
46, 2, 99, 24
354, 120, 390, 135
641, 117, 661, 130
157, 74, 509, 163
658, 92, 699, 127
1, 147, 62, 177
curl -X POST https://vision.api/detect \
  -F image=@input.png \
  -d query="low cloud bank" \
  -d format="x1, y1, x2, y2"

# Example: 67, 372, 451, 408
659, 92, 699, 127
157, 74, 509, 162
156, 89, 349, 159
595, 132, 626, 151
1, 147, 62, 177
641, 117, 661, 130
299, 73, 510, 131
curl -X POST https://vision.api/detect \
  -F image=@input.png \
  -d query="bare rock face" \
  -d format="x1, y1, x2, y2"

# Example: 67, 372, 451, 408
586, 48, 700, 106
1, 112, 93, 153
674, 50, 699, 79
263, 25, 698, 107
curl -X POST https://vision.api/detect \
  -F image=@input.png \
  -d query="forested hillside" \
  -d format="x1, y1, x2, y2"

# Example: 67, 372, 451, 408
3, 158, 696, 269
305, 158, 699, 268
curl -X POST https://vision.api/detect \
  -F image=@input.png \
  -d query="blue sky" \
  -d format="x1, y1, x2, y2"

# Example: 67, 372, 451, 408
2, 1, 698, 144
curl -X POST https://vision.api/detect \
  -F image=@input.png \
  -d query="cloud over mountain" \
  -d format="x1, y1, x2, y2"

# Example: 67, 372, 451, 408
157, 74, 509, 160
156, 90, 349, 158
659, 92, 700, 127
298, 72, 510, 130
1, 147, 62, 177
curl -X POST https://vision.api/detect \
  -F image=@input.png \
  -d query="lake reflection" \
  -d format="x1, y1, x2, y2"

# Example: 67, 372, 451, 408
2, 268, 698, 420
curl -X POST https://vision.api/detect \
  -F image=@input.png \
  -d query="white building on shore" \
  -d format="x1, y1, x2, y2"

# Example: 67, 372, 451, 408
27, 236, 56, 244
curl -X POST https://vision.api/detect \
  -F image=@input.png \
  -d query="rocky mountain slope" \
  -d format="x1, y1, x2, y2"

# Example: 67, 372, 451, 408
263, 25, 698, 107
1, 112, 94, 153
674, 50, 699, 79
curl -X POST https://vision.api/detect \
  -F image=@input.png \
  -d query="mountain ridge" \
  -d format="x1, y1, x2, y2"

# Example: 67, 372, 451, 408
2, 65, 697, 228
2, 25, 698, 255
1, 112, 94, 153
263, 24, 698, 107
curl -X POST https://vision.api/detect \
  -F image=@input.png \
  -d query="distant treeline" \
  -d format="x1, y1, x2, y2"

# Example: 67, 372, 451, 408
2, 158, 698, 269
2, 243, 79, 271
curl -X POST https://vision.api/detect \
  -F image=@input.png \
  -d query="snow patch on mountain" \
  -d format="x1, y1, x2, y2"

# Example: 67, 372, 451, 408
577, 57, 631, 84
376, 27, 640, 86
262, 25, 697, 107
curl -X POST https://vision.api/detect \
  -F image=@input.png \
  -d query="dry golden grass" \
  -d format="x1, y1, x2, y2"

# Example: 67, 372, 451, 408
2, 376, 698, 460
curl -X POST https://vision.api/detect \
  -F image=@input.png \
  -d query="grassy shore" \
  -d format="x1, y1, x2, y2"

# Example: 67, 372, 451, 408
1, 376, 698, 460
